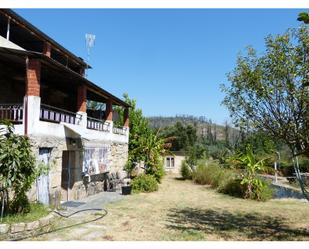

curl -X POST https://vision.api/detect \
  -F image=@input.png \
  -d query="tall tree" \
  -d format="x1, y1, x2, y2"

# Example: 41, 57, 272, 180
119, 94, 165, 182
221, 26, 309, 158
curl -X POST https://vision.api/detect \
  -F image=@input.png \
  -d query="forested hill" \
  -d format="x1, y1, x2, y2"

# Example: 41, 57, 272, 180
147, 115, 239, 142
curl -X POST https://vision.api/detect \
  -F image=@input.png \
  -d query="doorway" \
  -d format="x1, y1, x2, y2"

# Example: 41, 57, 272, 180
61, 151, 79, 201
36, 148, 51, 205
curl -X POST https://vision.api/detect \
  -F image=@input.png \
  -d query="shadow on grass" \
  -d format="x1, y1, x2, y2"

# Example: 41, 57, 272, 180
166, 207, 309, 241
174, 177, 186, 181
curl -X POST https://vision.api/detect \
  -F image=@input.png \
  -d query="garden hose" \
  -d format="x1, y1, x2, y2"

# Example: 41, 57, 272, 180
10, 207, 108, 241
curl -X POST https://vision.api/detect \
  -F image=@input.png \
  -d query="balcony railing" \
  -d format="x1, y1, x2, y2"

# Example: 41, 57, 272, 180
87, 117, 110, 132
40, 104, 81, 125
0, 103, 23, 123
113, 126, 127, 136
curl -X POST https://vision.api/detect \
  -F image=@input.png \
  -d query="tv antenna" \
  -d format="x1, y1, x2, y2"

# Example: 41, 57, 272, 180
85, 33, 96, 77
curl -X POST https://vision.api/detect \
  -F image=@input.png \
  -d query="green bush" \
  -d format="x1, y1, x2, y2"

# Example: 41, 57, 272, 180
192, 163, 217, 185
131, 174, 158, 193
180, 161, 192, 180
250, 179, 273, 201
146, 161, 165, 183
191, 159, 273, 201
10, 192, 31, 214
219, 178, 246, 198
0, 121, 36, 214
220, 177, 273, 201
192, 162, 235, 189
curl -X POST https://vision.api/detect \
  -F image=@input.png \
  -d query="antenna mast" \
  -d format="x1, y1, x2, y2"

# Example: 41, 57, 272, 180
85, 33, 96, 77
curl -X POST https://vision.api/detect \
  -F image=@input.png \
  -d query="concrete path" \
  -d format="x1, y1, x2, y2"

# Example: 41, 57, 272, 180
60, 190, 124, 214
27, 190, 125, 241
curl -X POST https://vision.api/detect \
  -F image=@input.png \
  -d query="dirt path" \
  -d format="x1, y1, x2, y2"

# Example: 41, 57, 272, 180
30, 174, 309, 241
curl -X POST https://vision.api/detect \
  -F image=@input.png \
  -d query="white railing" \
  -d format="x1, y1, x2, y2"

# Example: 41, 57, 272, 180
113, 126, 127, 136
87, 117, 110, 132
40, 104, 82, 125
0, 103, 23, 123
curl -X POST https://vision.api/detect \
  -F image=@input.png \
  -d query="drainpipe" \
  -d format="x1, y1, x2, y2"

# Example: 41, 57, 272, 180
6, 17, 10, 40
24, 57, 29, 136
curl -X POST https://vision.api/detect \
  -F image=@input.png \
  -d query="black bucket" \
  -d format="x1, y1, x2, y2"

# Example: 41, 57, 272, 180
122, 185, 132, 195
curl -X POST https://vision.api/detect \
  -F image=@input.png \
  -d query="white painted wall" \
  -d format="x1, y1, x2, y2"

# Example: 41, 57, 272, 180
164, 154, 186, 175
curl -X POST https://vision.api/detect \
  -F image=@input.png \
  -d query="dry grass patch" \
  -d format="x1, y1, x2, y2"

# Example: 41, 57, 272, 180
30, 174, 309, 241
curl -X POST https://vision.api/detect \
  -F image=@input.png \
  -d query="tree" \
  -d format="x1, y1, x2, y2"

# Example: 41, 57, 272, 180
120, 94, 165, 182
0, 121, 36, 214
221, 26, 309, 158
159, 122, 197, 152
298, 12, 309, 24
298, 12, 309, 87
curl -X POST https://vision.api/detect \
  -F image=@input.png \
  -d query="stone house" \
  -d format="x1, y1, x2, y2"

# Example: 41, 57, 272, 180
164, 151, 186, 174
0, 9, 130, 205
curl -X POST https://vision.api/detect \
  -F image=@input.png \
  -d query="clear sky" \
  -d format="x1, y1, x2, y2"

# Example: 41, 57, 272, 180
14, 9, 304, 124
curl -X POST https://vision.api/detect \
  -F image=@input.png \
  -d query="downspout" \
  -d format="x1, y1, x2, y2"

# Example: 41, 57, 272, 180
6, 17, 10, 40
24, 57, 29, 136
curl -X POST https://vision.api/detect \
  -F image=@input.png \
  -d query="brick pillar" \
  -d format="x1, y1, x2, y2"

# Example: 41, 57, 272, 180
26, 59, 41, 96
77, 85, 87, 113
76, 85, 87, 128
43, 42, 51, 57
105, 99, 113, 121
124, 107, 129, 128
24, 58, 41, 136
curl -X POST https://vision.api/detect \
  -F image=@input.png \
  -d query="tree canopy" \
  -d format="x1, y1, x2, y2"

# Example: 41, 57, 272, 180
120, 94, 165, 182
221, 26, 309, 157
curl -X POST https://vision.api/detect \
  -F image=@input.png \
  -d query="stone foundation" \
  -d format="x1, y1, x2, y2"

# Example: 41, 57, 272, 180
27, 135, 128, 204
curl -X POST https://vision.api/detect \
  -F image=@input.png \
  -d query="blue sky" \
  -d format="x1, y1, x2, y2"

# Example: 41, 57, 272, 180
15, 9, 304, 124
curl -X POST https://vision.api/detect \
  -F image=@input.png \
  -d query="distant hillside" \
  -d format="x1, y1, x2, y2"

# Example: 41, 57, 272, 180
147, 115, 240, 143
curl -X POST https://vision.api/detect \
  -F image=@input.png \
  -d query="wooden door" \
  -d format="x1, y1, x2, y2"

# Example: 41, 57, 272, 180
36, 148, 51, 205
61, 151, 76, 201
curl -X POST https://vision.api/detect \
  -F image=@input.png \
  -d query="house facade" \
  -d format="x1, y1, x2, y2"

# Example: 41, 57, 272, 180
164, 151, 185, 175
0, 9, 130, 205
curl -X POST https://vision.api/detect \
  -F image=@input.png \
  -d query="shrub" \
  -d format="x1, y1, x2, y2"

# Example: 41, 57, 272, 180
0, 121, 36, 214
220, 177, 273, 201
192, 163, 218, 185
180, 161, 192, 180
10, 192, 31, 214
219, 178, 246, 198
145, 161, 165, 183
191, 158, 273, 202
131, 174, 158, 193
250, 179, 273, 201
192, 162, 235, 189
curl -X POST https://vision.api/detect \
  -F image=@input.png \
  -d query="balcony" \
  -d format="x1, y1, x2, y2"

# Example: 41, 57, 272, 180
87, 116, 110, 132
0, 103, 23, 123
113, 126, 128, 136
0, 101, 128, 143
40, 104, 82, 125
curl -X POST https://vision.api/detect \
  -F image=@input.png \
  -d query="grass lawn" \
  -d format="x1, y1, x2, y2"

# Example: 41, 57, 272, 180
31, 174, 309, 241
101, 174, 309, 241
1, 203, 49, 224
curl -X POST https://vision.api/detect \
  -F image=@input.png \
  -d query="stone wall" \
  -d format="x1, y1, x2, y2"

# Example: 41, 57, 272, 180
27, 135, 128, 204
110, 142, 129, 173
28, 135, 82, 204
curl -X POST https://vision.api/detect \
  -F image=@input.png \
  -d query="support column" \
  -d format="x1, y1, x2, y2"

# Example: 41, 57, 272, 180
124, 107, 129, 128
24, 58, 41, 135
43, 42, 51, 57
80, 68, 85, 77
105, 99, 113, 133
123, 107, 130, 141
76, 85, 87, 128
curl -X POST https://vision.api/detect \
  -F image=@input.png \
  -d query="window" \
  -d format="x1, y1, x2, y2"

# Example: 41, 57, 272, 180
165, 156, 175, 168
